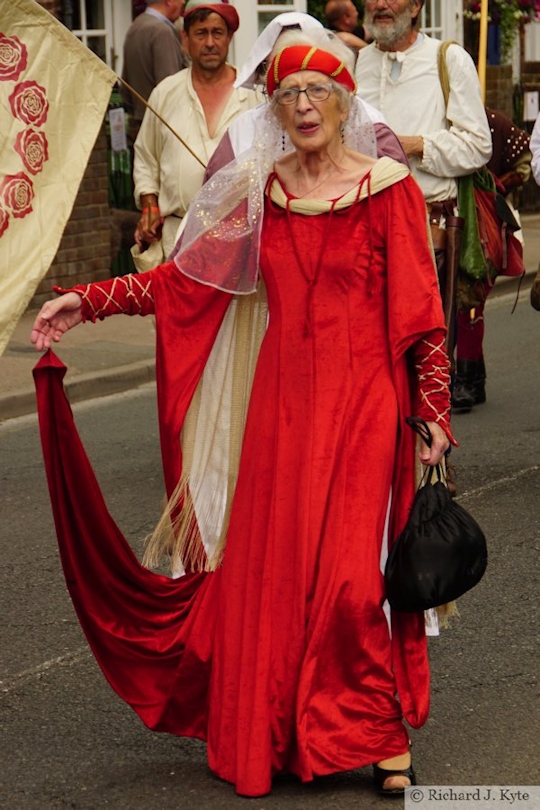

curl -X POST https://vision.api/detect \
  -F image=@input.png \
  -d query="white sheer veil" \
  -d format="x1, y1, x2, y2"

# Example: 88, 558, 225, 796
174, 95, 377, 293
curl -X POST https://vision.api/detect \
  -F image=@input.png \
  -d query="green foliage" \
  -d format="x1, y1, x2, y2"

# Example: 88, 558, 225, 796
307, 1, 326, 24
464, 0, 540, 63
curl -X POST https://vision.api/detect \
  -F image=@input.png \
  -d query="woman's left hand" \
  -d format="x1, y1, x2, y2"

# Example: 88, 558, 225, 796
418, 421, 450, 466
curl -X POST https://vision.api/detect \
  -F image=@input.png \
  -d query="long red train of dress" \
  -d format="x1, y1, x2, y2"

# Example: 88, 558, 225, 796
34, 167, 453, 797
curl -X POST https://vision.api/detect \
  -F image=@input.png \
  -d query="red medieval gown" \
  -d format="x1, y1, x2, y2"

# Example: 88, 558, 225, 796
34, 163, 453, 797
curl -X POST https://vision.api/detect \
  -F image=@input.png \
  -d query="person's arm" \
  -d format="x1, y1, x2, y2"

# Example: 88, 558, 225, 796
30, 272, 158, 351
133, 90, 163, 247
486, 108, 531, 193
531, 113, 540, 186
397, 135, 424, 160
379, 173, 456, 463
418, 45, 492, 178
498, 148, 532, 194
334, 31, 368, 53
374, 123, 409, 165
64, 273, 157, 322
412, 328, 456, 465
135, 192, 163, 249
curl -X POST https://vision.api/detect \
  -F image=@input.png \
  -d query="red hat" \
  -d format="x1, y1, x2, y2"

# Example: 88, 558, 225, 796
182, 0, 239, 34
266, 45, 356, 98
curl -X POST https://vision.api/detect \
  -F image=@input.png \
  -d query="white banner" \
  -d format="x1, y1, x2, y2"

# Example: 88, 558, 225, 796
0, 0, 116, 354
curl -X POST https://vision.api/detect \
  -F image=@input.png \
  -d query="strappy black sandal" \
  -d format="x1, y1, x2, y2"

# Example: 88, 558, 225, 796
372, 762, 416, 797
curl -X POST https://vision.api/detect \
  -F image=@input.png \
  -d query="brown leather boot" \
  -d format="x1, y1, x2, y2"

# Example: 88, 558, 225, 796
452, 359, 486, 411
451, 363, 475, 413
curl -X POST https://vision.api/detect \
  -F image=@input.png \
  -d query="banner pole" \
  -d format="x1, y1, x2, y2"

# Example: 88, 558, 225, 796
117, 77, 207, 169
478, 0, 489, 103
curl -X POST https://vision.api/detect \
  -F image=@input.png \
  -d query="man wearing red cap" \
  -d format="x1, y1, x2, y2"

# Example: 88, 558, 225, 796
132, 0, 262, 264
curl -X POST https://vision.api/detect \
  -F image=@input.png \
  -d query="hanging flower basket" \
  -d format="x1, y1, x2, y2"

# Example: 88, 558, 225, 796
464, 0, 540, 63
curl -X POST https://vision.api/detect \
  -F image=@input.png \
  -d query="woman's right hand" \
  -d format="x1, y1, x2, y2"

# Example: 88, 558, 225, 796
30, 292, 83, 351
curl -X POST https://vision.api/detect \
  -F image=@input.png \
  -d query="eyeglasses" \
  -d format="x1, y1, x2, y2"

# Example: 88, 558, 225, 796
273, 83, 334, 106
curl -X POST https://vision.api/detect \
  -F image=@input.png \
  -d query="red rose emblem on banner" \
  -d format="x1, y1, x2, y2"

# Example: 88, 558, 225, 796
1, 172, 34, 219
0, 34, 28, 82
0, 206, 9, 238
9, 81, 49, 127
15, 129, 49, 175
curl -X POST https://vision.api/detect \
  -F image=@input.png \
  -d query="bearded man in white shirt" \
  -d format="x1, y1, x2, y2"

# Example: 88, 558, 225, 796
355, 0, 492, 395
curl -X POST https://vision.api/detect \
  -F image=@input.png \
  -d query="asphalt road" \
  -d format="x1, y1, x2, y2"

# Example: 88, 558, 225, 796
1, 289, 539, 809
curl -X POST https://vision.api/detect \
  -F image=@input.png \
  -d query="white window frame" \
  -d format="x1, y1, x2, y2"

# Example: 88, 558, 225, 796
525, 20, 540, 61
419, 0, 463, 45
67, 0, 114, 68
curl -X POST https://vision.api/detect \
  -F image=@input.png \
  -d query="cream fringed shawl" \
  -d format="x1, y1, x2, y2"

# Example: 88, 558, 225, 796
143, 282, 269, 576
143, 157, 408, 576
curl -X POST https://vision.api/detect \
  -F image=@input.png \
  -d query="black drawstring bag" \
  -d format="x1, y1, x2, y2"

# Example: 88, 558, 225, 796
385, 417, 487, 612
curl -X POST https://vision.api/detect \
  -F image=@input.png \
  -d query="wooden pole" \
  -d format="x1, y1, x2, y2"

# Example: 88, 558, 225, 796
478, 0, 489, 103
117, 77, 207, 169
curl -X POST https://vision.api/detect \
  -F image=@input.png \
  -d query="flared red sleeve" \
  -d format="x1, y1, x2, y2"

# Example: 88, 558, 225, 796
32, 263, 234, 736
33, 350, 211, 736
370, 174, 455, 729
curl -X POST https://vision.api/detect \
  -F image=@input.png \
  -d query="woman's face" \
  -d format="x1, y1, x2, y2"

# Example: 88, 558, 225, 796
275, 70, 348, 155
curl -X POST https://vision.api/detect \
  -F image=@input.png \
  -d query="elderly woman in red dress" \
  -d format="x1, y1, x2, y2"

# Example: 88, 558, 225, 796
31, 30, 454, 799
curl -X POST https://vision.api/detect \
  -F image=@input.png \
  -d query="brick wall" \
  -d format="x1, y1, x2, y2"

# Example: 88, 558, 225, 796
485, 64, 514, 119
30, 127, 111, 308
521, 60, 540, 88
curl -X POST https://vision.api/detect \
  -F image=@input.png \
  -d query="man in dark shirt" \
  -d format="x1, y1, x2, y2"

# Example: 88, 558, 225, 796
121, 1, 189, 138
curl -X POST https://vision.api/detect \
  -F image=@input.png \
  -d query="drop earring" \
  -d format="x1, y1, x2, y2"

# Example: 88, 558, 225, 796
282, 130, 286, 150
